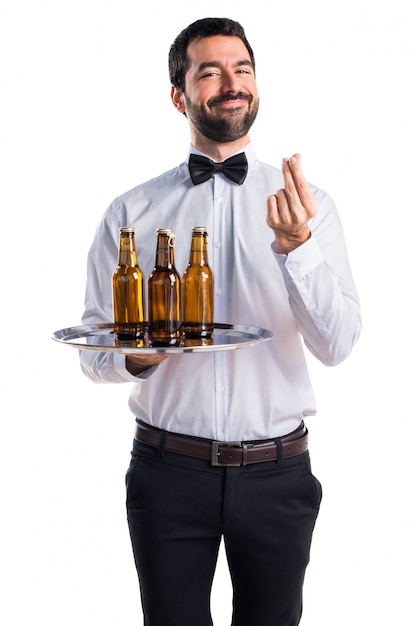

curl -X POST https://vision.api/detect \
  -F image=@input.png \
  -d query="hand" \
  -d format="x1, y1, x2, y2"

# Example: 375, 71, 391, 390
126, 353, 171, 376
266, 153, 317, 254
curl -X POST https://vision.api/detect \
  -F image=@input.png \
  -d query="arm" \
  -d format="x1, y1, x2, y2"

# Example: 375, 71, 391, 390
267, 154, 362, 366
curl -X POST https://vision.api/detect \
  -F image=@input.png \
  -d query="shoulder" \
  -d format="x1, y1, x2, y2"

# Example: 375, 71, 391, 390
119, 162, 190, 204
103, 161, 190, 223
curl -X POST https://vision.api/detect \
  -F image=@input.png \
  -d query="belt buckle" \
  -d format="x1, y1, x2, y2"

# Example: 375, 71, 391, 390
211, 441, 246, 466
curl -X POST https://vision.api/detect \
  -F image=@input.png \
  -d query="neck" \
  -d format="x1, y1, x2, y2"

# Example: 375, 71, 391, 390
190, 132, 250, 162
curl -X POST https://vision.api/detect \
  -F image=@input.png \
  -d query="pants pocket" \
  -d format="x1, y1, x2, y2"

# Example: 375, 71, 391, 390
304, 458, 322, 511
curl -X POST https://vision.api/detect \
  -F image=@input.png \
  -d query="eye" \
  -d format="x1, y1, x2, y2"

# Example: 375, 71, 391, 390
201, 71, 219, 79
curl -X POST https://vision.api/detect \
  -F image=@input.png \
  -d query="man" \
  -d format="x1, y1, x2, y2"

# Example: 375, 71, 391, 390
80, 17, 361, 626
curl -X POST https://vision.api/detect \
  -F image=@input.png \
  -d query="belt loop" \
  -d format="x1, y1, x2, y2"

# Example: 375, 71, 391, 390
274, 437, 283, 464
157, 431, 168, 458
242, 443, 248, 466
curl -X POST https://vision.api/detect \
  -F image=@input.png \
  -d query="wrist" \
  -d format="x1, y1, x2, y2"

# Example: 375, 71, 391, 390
274, 227, 311, 255
126, 355, 151, 377
126, 353, 171, 377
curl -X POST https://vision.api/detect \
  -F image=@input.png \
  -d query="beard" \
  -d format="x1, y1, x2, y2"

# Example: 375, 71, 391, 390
184, 91, 259, 143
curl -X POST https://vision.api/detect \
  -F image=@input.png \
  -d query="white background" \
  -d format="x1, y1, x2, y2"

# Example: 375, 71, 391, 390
1, 1, 417, 624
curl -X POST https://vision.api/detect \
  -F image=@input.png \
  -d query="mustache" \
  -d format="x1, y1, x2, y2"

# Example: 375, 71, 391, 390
207, 92, 253, 107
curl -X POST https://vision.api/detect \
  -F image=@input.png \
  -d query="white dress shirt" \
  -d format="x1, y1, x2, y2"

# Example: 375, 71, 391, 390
80, 143, 361, 441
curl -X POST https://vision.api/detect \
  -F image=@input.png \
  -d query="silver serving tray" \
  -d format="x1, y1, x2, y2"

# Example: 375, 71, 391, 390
52, 323, 273, 354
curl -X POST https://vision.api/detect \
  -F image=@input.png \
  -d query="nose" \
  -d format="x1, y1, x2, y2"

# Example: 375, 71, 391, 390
220, 69, 241, 93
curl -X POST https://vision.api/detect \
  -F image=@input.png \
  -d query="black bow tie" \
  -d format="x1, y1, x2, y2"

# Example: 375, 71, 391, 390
188, 153, 248, 185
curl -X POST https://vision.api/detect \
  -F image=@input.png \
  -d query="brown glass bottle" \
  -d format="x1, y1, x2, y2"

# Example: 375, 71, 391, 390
112, 227, 144, 338
182, 226, 214, 338
148, 228, 181, 346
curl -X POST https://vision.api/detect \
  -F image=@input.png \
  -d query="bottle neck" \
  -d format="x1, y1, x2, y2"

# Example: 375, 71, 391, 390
189, 233, 208, 266
118, 233, 137, 266
155, 234, 175, 269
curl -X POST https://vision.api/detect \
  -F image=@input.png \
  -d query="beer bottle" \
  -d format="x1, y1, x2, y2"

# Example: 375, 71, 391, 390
112, 227, 144, 338
182, 226, 214, 338
148, 228, 181, 345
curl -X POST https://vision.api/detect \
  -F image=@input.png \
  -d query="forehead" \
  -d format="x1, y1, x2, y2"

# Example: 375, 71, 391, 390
186, 35, 252, 69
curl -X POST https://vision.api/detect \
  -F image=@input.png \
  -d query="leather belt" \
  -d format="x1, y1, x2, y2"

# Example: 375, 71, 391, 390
134, 422, 308, 466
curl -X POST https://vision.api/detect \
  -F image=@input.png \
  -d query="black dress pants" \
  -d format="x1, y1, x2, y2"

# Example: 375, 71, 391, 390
126, 434, 322, 626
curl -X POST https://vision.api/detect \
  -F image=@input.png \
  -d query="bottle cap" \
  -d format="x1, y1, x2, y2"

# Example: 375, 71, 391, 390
156, 228, 175, 246
120, 227, 135, 233
192, 226, 208, 234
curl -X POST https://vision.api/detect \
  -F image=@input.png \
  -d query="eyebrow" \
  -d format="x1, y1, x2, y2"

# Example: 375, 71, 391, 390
196, 59, 253, 73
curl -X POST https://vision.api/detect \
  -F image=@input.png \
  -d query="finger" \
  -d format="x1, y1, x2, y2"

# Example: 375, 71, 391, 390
281, 156, 295, 188
266, 193, 278, 226
281, 158, 302, 208
266, 189, 292, 226
286, 154, 315, 209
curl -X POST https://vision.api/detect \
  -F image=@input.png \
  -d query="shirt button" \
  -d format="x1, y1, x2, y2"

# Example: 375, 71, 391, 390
215, 288, 222, 296
216, 196, 223, 203
215, 240, 222, 248
217, 385, 224, 393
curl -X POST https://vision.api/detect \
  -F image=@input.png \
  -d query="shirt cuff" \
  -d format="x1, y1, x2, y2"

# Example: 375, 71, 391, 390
271, 235, 323, 278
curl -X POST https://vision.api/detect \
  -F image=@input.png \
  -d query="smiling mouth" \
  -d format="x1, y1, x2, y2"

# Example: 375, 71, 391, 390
210, 100, 250, 116
216, 99, 245, 107
208, 93, 252, 108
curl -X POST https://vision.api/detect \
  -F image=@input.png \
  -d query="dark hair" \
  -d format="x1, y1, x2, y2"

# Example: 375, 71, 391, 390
169, 17, 255, 92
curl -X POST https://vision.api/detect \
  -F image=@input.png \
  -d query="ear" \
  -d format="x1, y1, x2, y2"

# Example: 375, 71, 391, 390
171, 86, 186, 113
